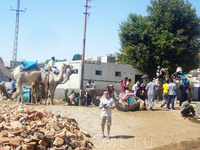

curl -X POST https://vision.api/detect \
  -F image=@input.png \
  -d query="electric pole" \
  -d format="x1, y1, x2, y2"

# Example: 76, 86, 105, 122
79, 0, 90, 105
10, 0, 26, 68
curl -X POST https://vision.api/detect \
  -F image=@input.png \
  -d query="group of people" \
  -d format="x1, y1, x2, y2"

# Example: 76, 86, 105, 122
121, 77, 147, 102
85, 80, 96, 106
160, 78, 197, 117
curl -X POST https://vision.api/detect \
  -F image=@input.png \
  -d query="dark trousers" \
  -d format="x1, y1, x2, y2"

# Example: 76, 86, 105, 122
181, 105, 195, 116
85, 93, 92, 106
167, 95, 175, 109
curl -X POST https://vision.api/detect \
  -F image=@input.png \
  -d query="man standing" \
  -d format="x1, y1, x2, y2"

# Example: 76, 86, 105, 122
85, 80, 92, 106
121, 77, 128, 93
161, 80, 169, 108
99, 91, 116, 140
167, 79, 177, 110
91, 80, 96, 89
126, 79, 132, 93
145, 79, 157, 110
132, 81, 140, 96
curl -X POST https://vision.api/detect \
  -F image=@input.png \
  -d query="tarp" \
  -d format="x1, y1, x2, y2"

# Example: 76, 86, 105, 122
178, 74, 189, 82
21, 60, 37, 70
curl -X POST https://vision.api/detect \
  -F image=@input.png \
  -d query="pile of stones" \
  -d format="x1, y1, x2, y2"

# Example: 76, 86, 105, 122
0, 104, 93, 150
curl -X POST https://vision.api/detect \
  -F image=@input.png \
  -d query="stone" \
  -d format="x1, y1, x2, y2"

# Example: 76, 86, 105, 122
9, 137, 23, 147
16, 145, 22, 150
53, 137, 64, 146
44, 131, 56, 138
1, 146, 11, 150
54, 130, 66, 138
38, 139, 49, 146
0, 137, 10, 143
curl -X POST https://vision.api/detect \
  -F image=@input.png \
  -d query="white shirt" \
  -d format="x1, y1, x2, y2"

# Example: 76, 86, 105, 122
176, 66, 182, 74
99, 97, 115, 117
132, 83, 139, 95
49, 60, 55, 68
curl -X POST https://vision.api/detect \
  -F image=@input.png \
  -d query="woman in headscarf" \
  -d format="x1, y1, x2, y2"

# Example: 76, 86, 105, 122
179, 81, 188, 106
138, 83, 146, 101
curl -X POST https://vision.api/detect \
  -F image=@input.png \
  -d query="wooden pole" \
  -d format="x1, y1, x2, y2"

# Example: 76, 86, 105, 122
79, 0, 88, 106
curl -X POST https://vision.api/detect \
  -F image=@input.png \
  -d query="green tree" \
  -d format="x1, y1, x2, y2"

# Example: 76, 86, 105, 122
118, 0, 200, 77
72, 54, 82, 60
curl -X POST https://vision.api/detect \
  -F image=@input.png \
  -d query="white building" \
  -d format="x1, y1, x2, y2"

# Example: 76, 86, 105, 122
54, 55, 143, 99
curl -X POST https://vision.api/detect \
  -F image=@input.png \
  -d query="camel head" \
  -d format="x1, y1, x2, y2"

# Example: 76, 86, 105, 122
59, 65, 74, 84
161, 68, 169, 80
141, 75, 149, 79
62, 63, 73, 70
161, 68, 168, 73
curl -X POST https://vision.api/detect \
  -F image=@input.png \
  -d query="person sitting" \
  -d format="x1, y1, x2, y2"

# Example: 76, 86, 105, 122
156, 66, 162, 85
172, 64, 182, 79
180, 99, 198, 117
47, 56, 59, 75
8, 78, 16, 93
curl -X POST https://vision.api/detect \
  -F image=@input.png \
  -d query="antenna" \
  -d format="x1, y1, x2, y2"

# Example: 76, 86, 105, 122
10, 0, 26, 68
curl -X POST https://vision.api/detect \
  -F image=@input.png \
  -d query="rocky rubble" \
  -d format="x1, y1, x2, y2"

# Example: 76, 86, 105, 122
0, 104, 93, 150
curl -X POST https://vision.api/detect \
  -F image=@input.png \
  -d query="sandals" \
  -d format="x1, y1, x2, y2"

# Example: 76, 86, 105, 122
101, 135, 105, 139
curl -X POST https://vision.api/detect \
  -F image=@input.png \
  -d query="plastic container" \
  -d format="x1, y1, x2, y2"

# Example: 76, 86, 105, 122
23, 89, 30, 102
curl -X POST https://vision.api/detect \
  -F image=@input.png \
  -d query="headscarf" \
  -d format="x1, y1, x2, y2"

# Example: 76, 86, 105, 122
182, 81, 187, 87
140, 83, 145, 87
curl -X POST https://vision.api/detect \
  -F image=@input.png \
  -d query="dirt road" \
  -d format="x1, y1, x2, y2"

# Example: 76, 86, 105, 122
0, 99, 200, 150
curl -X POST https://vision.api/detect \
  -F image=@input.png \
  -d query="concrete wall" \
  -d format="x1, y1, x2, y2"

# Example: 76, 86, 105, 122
54, 60, 143, 99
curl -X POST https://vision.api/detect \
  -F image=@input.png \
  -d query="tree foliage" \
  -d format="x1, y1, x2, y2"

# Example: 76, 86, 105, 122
118, 0, 200, 77
72, 54, 82, 61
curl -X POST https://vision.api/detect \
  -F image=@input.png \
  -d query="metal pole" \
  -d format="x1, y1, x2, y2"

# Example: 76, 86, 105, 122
79, 0, 88, 106
10, 0, 26, 68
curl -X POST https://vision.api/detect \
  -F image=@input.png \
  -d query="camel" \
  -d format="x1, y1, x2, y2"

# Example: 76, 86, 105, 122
47, 64, 74, 105
163, 68, 194, 101
31, 81, 45, 104
0, 57, 48, 104
141, 68, 169, 103
99, 85, 146, 111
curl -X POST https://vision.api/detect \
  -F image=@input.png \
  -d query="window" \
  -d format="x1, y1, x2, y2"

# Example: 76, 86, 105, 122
115, 71, 121, 77
95, 70, 102, 75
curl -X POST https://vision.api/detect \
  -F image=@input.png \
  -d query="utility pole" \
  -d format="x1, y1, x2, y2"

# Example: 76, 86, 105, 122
79, 0, 90, 106
10, 0, 26, 68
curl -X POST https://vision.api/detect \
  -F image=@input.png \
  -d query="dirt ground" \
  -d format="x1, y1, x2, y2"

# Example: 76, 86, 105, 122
0, 99, 200, 150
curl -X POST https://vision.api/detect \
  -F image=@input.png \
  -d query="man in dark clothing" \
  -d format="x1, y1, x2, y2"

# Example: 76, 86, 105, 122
179, 81, 188, 106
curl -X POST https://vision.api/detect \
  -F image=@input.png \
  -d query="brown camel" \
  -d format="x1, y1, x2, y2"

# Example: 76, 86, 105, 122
0, 57, 48, 104
47, 64, 74, 105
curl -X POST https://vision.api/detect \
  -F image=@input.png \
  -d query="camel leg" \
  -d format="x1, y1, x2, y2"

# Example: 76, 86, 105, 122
41, 84, 48, 105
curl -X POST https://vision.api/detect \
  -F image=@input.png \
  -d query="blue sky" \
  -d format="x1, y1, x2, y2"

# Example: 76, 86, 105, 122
0, 0, 200, 63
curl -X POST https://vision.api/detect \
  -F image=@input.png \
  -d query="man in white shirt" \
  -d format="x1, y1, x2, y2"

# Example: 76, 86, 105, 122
47, 56, 59, 75
99, 91, 116, 140
172, 63, 183, 79
132, 81, 140, 96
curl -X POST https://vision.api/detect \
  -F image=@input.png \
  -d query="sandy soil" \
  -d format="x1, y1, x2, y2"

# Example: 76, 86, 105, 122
0, 99, 200, 150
